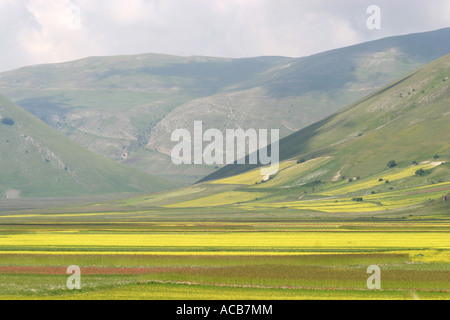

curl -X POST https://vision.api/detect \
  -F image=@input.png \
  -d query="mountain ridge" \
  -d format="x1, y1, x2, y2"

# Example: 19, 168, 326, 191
1, 28, 449, 185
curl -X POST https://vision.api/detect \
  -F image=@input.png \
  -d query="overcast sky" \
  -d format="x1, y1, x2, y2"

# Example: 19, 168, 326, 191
0, 0, 448, 72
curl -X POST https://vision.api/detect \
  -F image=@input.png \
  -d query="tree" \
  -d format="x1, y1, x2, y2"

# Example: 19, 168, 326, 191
1, 117, 14, 126
387, 160, 397, 168
416, 169, 426, 176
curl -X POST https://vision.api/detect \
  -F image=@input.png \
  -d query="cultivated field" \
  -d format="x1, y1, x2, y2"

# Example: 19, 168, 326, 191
0, 218, 448, 299
0, 157, 448, 300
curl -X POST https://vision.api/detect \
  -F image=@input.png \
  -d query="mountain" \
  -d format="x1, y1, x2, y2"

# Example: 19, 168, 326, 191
201, 53, 450, 184
0, 94, 173, 198
0, 28, 449, 185
110, 54, 450, 218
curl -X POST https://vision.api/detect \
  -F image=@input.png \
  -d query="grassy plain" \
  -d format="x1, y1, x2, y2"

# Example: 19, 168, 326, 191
0, 215, 448, 300
0, 159, 448, 300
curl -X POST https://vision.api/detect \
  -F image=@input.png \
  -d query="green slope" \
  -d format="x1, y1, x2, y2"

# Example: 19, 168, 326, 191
258, 27, 450, 97
89, 54, 450, 218
201, 53, 450, 184
146, 28, 450, 172
0, 94, 173, 198
0, 29, 449, 185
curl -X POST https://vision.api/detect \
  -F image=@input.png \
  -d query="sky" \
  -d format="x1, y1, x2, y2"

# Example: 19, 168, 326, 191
0, 0, 448, 72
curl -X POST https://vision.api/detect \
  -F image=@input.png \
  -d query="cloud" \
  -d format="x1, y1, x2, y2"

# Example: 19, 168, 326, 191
0, 0, 448, 72
19, 0, 105, 64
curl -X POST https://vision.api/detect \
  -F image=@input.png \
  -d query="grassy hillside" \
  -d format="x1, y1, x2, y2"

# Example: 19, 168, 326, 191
0, 28, 449, 184
54, 54, 449, 220
146, 28, 450, 172
202, 53, 450, 183
0, 94, 173, 198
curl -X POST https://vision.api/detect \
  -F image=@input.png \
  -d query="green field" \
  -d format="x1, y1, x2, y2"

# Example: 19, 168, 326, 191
0, 132, 449, 299
0, 169, 448, 300
0, 221, 448, 300
1, 142, 448, 300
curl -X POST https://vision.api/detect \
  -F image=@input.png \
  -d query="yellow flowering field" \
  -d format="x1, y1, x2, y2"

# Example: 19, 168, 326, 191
0, 231, 448, 251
